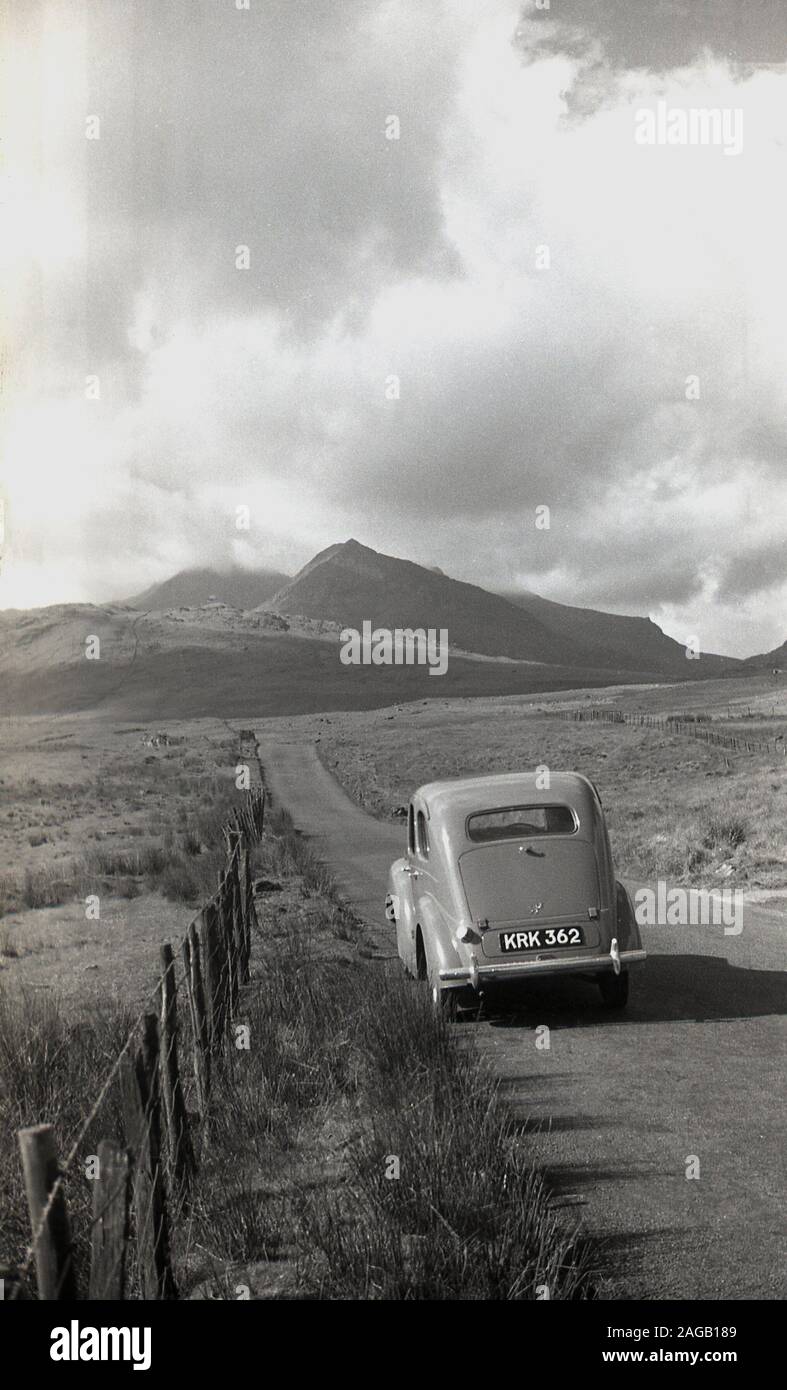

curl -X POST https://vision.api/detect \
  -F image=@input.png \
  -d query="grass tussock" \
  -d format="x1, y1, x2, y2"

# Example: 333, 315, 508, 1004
700, 813, 748, 853
186, 955, 591, 1300
260, 805, 338, 898
295, 983, 589, 1299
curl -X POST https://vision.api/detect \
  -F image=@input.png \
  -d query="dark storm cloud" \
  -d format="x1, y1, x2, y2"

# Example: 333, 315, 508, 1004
547, 531, 707, 608
309, 282, 773, 545
716, 535, 787, 600
80, 0, 461, 361
516, 0, 787, 115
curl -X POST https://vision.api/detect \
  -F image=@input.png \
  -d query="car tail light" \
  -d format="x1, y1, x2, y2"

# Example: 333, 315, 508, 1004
458, 923, 478, 943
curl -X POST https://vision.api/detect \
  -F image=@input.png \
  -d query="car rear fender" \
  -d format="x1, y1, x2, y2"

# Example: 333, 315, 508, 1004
615, 879, 644, 953
418, 899, 464, 984
388, 858, 407, 903
388, 858, 419, 972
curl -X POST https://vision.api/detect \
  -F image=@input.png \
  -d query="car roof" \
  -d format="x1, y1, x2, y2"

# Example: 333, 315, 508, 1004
414, 771, 598, 823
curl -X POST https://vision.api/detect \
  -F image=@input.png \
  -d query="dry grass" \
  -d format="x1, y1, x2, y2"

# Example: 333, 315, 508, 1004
316, 696, 786, 892
185, 817, 593, 1300
0, 738, 250, 918
0, 990, 137, 1292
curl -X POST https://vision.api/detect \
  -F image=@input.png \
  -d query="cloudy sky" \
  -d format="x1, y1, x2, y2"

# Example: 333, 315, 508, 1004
2, 0, 786, 656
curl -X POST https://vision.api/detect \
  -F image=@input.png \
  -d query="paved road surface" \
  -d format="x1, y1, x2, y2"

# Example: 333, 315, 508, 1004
261, 730, 786, 1300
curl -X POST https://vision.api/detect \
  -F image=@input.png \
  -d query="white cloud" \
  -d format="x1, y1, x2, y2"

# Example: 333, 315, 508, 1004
1, 0, 785, 657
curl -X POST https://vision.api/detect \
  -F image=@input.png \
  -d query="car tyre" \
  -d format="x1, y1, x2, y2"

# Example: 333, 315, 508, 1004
431, 982, 480, 1021
598, 969, 629, 1009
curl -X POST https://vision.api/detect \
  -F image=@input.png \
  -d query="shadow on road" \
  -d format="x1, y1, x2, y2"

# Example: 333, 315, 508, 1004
581, 1226, 697, 1300
482, 953, 787, 1027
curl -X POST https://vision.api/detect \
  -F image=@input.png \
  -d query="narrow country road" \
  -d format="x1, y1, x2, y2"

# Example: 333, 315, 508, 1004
260, 730, 786, 1301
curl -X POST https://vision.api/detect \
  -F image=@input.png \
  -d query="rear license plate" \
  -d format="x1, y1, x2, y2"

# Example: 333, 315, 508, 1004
499, 926, 585, 952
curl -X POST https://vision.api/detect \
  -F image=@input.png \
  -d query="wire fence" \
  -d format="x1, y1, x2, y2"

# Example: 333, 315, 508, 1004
11, 729, 265, 1301
547, 706, 783, 755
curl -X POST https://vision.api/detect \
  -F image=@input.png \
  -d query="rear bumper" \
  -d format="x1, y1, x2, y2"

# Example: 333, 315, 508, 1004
440, 947, 646, 990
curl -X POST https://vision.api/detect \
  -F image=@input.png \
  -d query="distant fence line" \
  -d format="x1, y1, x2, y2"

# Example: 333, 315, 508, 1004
548, 707, 782, 756
13, 730, 265, 1302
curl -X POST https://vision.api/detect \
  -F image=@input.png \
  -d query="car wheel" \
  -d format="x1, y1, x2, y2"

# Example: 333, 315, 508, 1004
415, 930, 428, 982
430, 982, 480, 1020
598, 969, 629, 1009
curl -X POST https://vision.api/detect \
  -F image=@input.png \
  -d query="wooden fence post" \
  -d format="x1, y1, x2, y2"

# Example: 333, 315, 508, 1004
88, 1139, 131, 1300
234, 844, 248, 983
196, 904, 215, 1049
212, 887, 230, 1037
18, 1124, 77, 1299
119, 1014, 176, 1299
242, 841, 256, 962
227, 831, 247, 985
199, 900, 225, 1048
182, 924, 210, 1112
159, 944, 195, 1199
217, 878, 234, 1025
215, 870, 233, 1017
224, 865, 240, 1011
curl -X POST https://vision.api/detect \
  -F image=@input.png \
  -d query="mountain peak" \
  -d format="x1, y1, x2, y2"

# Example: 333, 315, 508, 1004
126, 564, 289, 611
267, 539, 739, 675
289, 537, 384, 585
267, 539, 596, 666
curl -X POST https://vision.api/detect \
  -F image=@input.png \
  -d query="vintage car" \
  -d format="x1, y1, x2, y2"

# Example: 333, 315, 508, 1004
386, 771, 645, 1013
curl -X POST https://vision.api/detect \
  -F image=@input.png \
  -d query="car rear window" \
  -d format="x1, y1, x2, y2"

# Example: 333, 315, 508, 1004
466, 805, 577, 842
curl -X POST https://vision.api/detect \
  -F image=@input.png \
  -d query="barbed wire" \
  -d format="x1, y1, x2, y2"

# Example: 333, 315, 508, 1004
10, 787, 263, 1301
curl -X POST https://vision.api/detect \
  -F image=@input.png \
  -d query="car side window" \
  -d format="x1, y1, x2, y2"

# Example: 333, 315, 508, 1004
416, 810, 429, 859
407, 804, 415, 855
